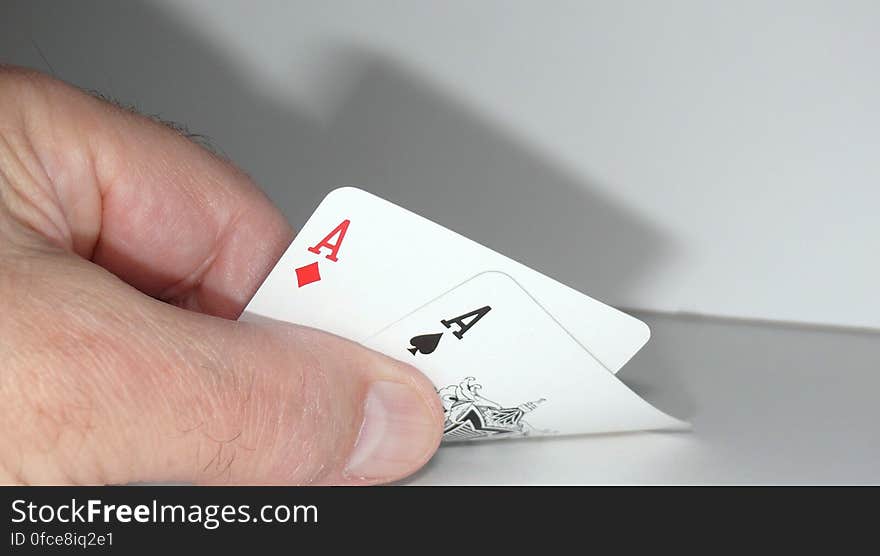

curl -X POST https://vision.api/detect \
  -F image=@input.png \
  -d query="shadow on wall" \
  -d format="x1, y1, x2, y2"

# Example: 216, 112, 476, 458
1, 0, 678, 307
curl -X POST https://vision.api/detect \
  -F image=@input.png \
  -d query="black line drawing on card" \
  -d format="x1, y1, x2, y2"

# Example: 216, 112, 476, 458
438, 377, 546, 441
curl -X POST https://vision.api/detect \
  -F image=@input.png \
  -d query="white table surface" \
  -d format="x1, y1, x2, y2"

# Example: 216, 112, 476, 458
401, 312, 880, 485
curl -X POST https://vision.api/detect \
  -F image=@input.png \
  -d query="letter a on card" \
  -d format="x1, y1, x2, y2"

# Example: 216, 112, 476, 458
308, 219, 350, 262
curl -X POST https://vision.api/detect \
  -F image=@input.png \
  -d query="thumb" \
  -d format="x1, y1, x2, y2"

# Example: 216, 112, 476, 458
130, 304, 446, 485
2, 254, 444, 485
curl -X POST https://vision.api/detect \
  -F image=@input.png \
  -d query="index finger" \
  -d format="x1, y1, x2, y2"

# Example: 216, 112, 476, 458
0, 67, 293, 318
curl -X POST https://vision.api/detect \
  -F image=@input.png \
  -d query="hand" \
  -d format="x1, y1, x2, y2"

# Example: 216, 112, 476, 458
0, 67, 443, 485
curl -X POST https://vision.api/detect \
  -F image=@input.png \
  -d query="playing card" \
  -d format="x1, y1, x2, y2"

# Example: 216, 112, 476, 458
242, 187, 649, 374
364, 271, 686, 440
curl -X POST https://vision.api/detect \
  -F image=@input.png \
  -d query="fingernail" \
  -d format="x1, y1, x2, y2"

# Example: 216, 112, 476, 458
345, 381, 439, 481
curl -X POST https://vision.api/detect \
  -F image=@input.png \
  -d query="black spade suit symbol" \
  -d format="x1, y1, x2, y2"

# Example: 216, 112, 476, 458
408, 333, 444, 356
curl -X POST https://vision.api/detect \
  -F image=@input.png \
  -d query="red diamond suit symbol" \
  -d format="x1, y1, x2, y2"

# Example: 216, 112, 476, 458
295, 262, 321, 287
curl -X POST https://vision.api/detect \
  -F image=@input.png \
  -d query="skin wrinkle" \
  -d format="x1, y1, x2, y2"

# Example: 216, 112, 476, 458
144, 319, 222, 479
316, 338, 368, 483
152, 345, 236, 480
0, 135, 69, 248
55, 84, 108, 261
18, 94, 81, 248
158, 200, 242, 307
83, 139, 102, 261
33, 136, 100, 257
309, 340, 352, 484
270, 331, 317, 483
152, 315, 269, 481
271, 328, 336, 484
0, 77, 76, 251
223, 323, 283, 482
13, 370, 93, 482
205, 329, 276, 482
30, 305, 134, 481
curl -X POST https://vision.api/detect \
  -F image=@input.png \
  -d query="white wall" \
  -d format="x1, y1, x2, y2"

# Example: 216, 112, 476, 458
3, 1, 878, 329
